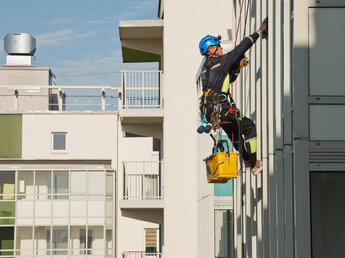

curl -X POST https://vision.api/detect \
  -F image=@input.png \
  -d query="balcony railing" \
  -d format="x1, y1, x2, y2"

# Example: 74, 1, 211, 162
0, 85, 119, 112
121, 70, 162, 109
123, 161, 162, 200
122, 252, 163, 258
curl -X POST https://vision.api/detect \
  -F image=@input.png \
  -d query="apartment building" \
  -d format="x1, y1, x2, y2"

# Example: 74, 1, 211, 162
0, 33, 161, 258
118, 1, 236, 258
119, 0, 345, 258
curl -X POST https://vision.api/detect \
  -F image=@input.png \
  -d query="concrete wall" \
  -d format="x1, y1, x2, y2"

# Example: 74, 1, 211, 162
228, 1, 345, 258
117, 120, 161, 257
229, 0, 295, 257
0, 66, 52, 112
162, 0, 233, 257
22, 113, 117, 162
0, 66, 51, 86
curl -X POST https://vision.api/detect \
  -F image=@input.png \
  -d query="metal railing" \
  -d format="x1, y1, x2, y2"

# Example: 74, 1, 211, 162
0, 248, 112, 257
0, 85, 119, 112
122, 252, 163, 258
123, 161, 162, 200
121, 70, 162, 109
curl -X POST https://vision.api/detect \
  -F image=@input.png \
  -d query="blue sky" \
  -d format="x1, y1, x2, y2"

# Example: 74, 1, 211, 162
0, 0, 159, 86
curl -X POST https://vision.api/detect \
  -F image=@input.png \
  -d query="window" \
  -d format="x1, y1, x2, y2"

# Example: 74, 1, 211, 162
311, 172, 345, 258
309, 8, 345, 96
145, 228, 157, 253
80, 229, 92, 255
47, 227, 68, 255
52, 132, 67, 152
214, 210, 233, 258
53, 171, 69, 199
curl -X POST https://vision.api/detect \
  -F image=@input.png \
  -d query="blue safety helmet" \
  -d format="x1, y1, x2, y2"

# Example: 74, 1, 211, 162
199, 35, 220, 55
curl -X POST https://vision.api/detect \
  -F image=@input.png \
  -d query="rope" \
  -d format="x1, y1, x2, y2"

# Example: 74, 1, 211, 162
242, 0, 252, 39
231, 0, 246, 154
231, 1, 250, 257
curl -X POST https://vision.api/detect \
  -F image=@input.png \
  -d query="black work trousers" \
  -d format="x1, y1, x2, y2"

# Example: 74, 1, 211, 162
221, 116, 257, 168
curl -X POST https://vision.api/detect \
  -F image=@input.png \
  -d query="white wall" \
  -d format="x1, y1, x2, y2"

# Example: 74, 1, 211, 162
22, 113, 117, 162
117, 120, 161, 257
162, 0, 233, 257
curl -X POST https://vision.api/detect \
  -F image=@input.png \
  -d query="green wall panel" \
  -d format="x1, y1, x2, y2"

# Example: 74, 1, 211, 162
0, 115, 22, 158
0, 202, 15, 217
122, 47, 161, 63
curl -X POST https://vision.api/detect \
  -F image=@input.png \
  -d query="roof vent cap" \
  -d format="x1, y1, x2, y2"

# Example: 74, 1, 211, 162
4, 33, 36, 56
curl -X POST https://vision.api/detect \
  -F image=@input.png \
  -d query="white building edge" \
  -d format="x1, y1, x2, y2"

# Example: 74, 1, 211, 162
119, 0, 345, 257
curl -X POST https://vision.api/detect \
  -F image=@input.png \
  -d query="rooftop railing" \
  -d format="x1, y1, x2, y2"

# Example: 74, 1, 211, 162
0, 70, 162, 112
121, 70, 162, 109
0, 85, 119, 112
123, 161, 163, 200
122, 251, 163, 258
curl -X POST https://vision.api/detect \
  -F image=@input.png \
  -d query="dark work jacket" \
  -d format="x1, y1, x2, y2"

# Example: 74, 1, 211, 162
201, 32, 260, 94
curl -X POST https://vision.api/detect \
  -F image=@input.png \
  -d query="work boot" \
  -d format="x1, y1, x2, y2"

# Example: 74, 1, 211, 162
251, 160, 263, 176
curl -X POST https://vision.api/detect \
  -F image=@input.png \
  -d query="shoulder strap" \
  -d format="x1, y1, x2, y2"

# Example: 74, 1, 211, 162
203, 56, 216, 91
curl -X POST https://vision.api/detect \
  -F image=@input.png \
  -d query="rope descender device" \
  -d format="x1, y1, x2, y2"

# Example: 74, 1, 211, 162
197, 114, 212, 134
240, 56, 249, 68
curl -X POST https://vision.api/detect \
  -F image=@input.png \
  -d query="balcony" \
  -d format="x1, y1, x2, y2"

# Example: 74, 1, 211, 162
122, 252, 163, 258
119, 161, 163, 209
119, 19, 163, 63
119, 70, 163, 125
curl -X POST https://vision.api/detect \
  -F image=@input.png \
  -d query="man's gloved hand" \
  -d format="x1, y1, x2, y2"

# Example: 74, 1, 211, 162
258, 17, 268, 34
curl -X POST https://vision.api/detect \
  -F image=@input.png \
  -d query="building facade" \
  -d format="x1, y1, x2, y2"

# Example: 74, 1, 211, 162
231, 1, 345, 258
118, 1, 236, 257
119, 0, 345, 258
0, 34, 161, 258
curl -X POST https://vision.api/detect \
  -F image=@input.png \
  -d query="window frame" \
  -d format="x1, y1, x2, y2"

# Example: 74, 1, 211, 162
51, 132, 68, 153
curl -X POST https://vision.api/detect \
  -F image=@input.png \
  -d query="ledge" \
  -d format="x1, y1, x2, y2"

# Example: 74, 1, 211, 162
119, 199, 164, 209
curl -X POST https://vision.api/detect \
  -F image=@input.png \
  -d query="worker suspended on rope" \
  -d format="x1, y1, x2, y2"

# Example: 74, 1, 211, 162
198, 18, 267, 175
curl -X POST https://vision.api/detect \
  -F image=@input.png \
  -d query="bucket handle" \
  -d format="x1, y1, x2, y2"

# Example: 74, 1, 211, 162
205, 154, 229, 176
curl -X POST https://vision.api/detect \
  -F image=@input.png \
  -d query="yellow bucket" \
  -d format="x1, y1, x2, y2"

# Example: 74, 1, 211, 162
205, 152, 238, 183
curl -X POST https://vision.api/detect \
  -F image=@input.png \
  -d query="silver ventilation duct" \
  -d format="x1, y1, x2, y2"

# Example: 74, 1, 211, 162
4, 33, 36, 56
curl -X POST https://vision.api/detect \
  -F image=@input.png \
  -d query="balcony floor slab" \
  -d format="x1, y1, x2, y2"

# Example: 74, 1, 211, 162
120, 108, 163, 124
119, 199, 163, 209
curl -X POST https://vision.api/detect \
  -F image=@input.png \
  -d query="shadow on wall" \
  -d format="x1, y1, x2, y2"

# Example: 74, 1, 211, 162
121, 209, 163, 224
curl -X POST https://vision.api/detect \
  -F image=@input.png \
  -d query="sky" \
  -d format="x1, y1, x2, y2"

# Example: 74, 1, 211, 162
0, 0, 159, 87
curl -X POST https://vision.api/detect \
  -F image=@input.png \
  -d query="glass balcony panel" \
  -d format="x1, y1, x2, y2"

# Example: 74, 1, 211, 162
106, 229, 112, 256
88, 171, 105, 195
16, 226, 33, 256
35, 171, 51, 200
17, 171, 34, 200
0, 171, 15, 200
87, 226, 104, 255
53, 171, 69, 200
70, 226, 86, 255
34, 226, 50, 256
71, 171, 87, 195
106, 174, 113, 195
0, 227, 14, 256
